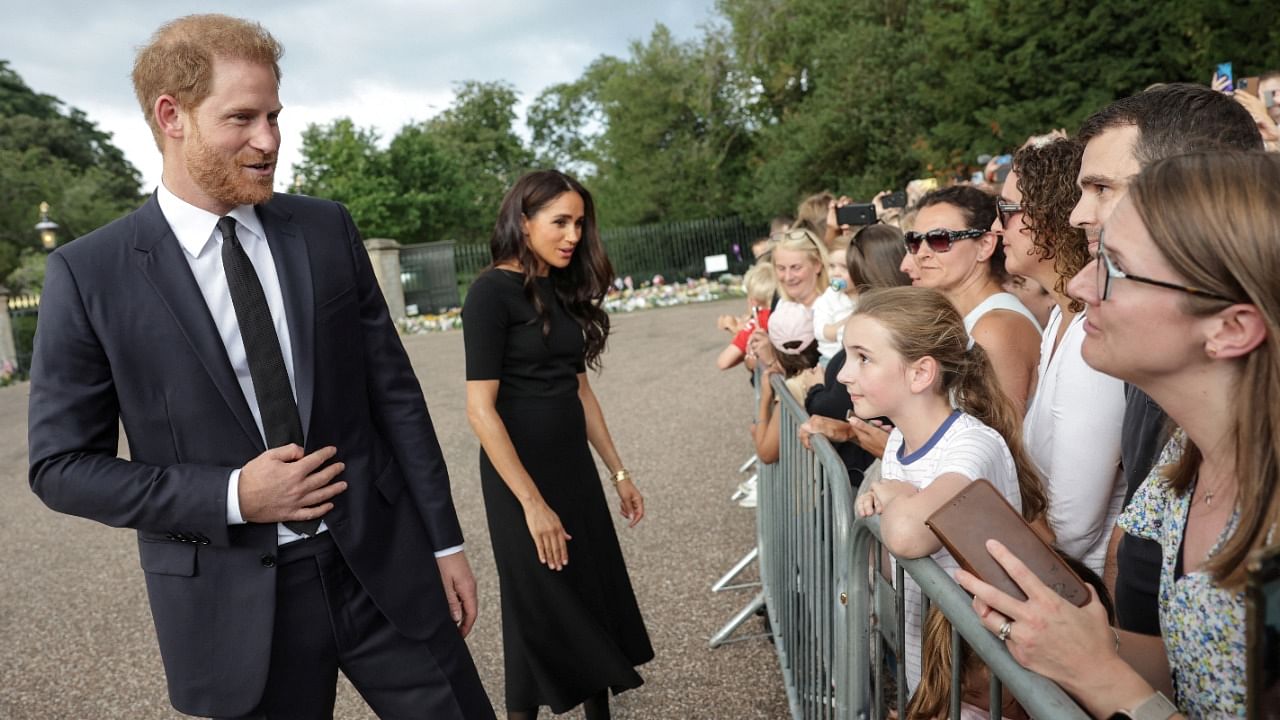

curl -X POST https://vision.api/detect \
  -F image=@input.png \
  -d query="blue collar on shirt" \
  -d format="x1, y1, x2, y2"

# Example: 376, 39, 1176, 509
898, 409, 963, 465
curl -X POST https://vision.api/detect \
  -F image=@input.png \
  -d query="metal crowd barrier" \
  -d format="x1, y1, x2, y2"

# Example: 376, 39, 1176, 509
746, 372, 1090, 719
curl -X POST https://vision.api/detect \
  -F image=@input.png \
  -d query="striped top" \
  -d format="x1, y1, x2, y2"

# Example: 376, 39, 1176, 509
880, 411, 1023, 693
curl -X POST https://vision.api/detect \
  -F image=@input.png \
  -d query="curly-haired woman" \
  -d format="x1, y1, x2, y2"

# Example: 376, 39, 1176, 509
998, 137, 1127, 575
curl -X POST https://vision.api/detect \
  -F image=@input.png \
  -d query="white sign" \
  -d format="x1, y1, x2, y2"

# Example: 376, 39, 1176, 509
704, 254, 729, 274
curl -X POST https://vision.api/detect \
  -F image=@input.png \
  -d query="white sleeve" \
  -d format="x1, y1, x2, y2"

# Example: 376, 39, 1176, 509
1041, 344, 1126, 562
812, 292, 836, 337
933, 426, 1009, 483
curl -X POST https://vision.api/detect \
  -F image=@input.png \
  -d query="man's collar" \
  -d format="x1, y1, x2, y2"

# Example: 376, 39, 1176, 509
155, 182, 268, 258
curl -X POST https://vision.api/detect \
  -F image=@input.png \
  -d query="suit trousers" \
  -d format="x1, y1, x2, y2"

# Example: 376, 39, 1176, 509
218, 533, 494, 720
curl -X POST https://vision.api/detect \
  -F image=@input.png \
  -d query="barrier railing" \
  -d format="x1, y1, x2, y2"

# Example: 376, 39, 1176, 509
752, 372, 1091, 719
758, 372, 856, 718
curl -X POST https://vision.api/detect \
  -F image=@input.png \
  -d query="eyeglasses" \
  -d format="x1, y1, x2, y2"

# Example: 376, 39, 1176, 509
904, 228, 987, 254
1095, 232, 1237, 303
772, 228, 824, 247
996, 201, 1023, 229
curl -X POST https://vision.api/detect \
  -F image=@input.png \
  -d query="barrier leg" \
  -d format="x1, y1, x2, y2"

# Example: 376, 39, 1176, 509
709, 591, 768, 647
711, 547, 761, 592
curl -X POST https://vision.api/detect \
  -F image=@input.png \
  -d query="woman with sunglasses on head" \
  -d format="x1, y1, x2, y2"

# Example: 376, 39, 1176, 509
770, 227, 830, 307
999, 138, 1127, 576
959, 151, 1280, 718
905, 186, 1042, 412
464, 170, 653, 720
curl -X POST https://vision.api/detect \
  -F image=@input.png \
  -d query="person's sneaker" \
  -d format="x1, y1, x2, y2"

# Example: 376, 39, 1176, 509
737, 484, 757, 508
731, 474, 756, 502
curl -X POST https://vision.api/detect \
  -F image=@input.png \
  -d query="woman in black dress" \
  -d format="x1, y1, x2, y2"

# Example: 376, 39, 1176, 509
462, 170, 653, 719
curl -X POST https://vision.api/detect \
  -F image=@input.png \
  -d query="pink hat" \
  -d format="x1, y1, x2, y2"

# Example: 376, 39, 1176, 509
768, 300, 816, 354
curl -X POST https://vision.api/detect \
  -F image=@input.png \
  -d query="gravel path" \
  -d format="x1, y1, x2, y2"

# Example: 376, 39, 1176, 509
0, 298, 789, 719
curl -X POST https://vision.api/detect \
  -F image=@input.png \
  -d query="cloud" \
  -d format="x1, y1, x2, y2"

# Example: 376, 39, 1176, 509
1, 0, 717, 190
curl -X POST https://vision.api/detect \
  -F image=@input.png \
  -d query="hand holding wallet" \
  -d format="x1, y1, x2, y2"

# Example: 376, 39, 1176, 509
925, 478, 1090, 607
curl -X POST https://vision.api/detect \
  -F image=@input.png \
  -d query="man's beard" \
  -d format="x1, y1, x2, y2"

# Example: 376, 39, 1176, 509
185, 123, 275, 208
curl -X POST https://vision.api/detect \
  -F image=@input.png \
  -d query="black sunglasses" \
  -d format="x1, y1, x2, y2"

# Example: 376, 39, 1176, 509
904, 228, 987, 254
996, 201, 1023, 229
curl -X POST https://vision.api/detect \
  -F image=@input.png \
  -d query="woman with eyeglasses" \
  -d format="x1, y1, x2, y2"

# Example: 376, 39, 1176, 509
903, 185, 1042, 412
999, 138, 1127, 576
958, 151, 1280, 718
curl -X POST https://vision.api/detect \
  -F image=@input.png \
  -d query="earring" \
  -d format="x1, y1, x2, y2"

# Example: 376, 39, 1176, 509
1206, 345, 1219, 358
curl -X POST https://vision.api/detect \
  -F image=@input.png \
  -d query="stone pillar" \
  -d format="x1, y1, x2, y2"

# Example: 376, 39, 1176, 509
363, 239, 405, 323
0, 288, 16, 371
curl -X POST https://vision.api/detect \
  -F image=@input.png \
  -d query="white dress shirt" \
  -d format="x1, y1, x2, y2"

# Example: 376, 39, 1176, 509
154, 184, 462, 556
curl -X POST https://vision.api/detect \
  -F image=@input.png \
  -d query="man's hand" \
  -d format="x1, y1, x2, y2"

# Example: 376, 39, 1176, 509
238, 445, 347, 524
436, 551, 479, 638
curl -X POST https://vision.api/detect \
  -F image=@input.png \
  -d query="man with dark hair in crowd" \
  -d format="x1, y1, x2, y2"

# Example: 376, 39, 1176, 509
1070, 82, 1262, 637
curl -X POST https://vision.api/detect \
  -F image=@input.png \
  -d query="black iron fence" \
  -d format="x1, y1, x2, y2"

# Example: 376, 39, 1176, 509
400, 216, 765, 315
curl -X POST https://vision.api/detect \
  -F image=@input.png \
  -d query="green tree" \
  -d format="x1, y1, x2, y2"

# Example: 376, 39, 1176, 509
0, 60, 143, 284
529, 24, 755, 226
293, 81, 532, 245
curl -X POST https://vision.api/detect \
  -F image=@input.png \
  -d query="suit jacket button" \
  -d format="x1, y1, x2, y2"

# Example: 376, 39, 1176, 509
260, 554, 276, 568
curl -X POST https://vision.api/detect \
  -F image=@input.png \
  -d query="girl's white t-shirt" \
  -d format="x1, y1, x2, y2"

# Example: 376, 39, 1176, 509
879, 411, 1023, 693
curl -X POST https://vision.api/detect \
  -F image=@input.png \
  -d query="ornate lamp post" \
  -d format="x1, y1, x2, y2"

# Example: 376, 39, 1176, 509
35, 201, 60, 251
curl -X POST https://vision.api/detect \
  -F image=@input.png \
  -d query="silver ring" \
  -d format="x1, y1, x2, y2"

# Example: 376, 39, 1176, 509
997, 621, 1013, 642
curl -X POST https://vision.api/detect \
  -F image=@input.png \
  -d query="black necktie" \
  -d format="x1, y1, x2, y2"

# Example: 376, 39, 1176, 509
218, 217, 319, 536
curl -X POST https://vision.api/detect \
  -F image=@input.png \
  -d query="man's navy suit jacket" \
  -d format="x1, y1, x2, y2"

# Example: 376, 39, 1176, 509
29, 192, 465, 717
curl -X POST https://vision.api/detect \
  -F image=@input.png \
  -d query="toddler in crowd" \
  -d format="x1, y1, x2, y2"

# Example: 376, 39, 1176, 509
716, 262, 777, 370
811, 234, 857, 366
844, 287, 1048, 693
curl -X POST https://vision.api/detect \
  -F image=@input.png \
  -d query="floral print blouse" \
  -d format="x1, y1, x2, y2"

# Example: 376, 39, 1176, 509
1117, 434, 1245, 717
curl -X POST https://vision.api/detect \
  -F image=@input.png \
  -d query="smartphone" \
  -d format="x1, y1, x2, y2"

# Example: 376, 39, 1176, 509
880, 191, 907, 209
1217, 62, 1235, 92
1246, 543, 1280, 718
836, 203, 877, 227
1239, 76, 1261, 98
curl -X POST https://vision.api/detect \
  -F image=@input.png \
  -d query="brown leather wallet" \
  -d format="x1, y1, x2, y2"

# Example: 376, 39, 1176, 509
925, 478, 1090, 607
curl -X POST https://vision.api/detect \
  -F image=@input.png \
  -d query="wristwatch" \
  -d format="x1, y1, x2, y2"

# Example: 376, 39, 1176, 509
1108, 692, 1178, 720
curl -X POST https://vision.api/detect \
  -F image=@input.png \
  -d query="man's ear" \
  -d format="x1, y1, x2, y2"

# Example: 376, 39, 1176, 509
1204, 303, 1267, 360
908, 355, 939, 393
155, 95, 185, 141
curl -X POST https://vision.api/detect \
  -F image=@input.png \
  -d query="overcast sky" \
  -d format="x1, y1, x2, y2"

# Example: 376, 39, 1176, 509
1, 0, 719, 191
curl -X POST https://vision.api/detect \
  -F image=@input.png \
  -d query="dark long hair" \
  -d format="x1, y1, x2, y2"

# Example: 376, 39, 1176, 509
490, 170, 614, 370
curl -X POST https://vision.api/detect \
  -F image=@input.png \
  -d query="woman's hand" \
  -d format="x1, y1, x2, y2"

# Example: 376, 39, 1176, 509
522, 500, 572, 571
848, 415, 892, 458
956, 539, 1123, 691
616, 479, 645, 528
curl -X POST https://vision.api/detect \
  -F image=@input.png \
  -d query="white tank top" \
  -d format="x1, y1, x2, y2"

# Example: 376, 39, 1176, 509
963, 292, 1042, 335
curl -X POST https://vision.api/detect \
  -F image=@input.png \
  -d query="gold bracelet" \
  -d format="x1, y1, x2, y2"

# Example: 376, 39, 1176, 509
611, 468, 632, 485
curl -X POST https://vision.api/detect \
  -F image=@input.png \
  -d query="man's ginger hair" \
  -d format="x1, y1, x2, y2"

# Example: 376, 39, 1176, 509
132, 14, 283, 150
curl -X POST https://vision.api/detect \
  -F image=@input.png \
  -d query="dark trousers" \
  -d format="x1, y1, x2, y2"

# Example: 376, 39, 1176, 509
220, 534, 495, 720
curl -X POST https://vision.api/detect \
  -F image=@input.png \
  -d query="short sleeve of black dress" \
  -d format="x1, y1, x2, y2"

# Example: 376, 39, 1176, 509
462, 269, 586, 395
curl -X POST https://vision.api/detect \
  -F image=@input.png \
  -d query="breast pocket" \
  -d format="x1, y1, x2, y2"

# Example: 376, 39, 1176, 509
316, 286, 357, 324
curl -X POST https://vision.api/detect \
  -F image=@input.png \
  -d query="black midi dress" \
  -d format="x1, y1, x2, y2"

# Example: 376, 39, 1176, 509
461, 269, 653, 713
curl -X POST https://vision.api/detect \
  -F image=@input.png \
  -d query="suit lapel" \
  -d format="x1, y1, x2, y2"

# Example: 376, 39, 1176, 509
132, 195, 264, 450
257, 201, 316, 443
